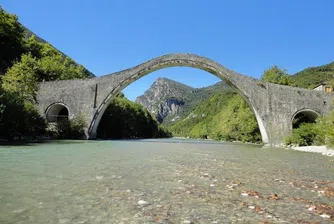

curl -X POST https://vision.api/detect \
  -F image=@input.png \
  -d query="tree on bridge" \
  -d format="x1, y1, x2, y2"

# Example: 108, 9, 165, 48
261, 66, 295, 86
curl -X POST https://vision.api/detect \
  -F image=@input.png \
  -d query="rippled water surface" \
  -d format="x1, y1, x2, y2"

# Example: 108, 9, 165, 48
0, 139, 333, 224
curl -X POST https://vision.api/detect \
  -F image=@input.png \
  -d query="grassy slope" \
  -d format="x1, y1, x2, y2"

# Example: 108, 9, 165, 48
291, 61, 334, 88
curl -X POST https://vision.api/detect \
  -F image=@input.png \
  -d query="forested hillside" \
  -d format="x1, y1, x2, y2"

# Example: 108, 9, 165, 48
260, 63, 334, 89
136, 77, 261, 143
168, 90, 261, 143
291, 62, 334, 88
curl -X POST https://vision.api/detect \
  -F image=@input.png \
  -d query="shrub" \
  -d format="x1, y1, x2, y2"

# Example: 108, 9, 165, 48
0, 90, 46, 140
285, 123, 318, 146
97, 97, 171, 139
51, 114, 86, 139
316, 110, 334, 147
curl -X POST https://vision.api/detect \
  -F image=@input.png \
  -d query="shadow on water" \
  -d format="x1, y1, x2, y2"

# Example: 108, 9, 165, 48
96, 137, 264, 147
0, 139, 90, 147
1, 137, 264, 148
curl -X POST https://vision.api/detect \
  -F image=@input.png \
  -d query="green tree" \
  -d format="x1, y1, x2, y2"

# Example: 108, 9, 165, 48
291, 62, 334, 89
212, 94, 261, 142
2, 51, 91, 102
285, 123, 318, 146
0, 7, 26, 74
0, 7, 94, 140
285, 110, 334, 147
261, 66, 295, 86
316, 111, 334, 147
50, 113, 86, 139
97, 96, 171, 139
0, 89, 46, 140
2, 53, 39, 101
168, 91, 261, 143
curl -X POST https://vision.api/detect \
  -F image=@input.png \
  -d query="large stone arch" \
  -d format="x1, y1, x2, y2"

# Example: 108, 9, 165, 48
36, 53, 334, 144
88, 54, 270, 143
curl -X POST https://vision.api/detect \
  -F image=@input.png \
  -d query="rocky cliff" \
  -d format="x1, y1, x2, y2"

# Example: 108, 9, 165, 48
135, 78, 192, 122
135, 77, 230, 123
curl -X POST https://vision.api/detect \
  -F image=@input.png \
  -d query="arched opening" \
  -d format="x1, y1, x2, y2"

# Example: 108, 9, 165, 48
88, 54, 269, 143
45, 103, 69, 123
292, 109, 319, 129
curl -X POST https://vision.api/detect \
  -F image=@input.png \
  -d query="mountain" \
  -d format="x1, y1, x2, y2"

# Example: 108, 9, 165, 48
291, 61, 334, 88
135, 77, 260, 142
135, 77, 230, 123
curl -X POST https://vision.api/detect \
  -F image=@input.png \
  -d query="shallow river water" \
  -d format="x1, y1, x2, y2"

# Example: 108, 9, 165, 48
0, 139, 333, 224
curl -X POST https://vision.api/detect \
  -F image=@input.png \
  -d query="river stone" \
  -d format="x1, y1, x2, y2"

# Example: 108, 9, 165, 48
320, 213, 330, 218
138, 200, 150, 206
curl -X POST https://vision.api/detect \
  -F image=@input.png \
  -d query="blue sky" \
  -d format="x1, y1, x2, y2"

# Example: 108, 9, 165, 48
2, 0, 334, 101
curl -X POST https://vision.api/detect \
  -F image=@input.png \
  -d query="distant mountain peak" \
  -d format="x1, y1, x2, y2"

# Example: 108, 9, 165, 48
135, 77, 230, 123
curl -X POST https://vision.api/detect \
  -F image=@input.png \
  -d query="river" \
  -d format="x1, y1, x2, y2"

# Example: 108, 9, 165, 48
0, 139, 333, 223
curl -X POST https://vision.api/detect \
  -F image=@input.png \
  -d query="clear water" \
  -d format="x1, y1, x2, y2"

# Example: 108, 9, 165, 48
0, 139, 333, 224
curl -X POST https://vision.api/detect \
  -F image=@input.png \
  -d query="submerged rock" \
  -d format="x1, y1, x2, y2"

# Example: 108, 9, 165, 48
201, 172, 210, 178
267, 194, 279, 200
319, 213, 330, 218
138, 200, 150, 206
95, 175, 104, 180
241, 190, 261, 198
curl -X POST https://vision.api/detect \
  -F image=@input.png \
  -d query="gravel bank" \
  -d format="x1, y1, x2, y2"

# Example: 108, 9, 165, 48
288, 145, 334, 157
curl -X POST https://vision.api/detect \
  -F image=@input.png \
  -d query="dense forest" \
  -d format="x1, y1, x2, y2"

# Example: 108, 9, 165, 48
97, 95, 171, 139
168, 90, 261, 143
0, 7, 167, 140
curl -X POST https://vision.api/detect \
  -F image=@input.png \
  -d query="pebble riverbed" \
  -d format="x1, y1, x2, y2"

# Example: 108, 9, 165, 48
0, 139, 333, 223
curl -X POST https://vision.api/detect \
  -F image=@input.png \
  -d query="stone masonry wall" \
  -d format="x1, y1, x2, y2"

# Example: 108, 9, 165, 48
35, 53, 334, 145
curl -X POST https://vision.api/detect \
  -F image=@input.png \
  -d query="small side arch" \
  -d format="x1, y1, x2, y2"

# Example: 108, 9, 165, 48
45, 103, 70, 122
291, 108, 320, 129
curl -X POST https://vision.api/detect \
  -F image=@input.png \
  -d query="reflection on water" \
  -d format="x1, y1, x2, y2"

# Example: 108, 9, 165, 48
0, 140, 333, 223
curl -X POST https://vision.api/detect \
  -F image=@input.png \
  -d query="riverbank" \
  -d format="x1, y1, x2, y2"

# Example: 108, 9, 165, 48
287, 145, 334, 157
172, 136, 263, 145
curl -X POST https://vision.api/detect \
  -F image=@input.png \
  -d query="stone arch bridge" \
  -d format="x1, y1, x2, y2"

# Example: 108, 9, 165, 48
36, 53, 334, 145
